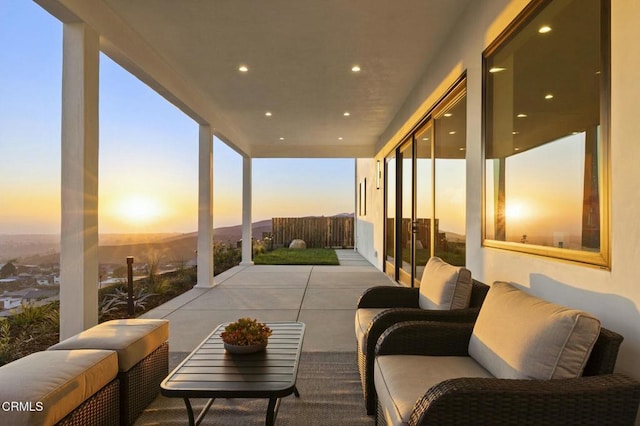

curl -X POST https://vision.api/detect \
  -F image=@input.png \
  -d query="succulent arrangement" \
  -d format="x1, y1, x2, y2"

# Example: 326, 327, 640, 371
221, 318, 272, 346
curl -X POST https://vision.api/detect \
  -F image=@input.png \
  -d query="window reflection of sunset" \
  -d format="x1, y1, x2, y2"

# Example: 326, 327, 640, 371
505, 201, 530, 222
493, 134, 586, 246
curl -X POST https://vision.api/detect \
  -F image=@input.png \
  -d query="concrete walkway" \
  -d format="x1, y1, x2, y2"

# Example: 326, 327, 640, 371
140, 250, 394, 352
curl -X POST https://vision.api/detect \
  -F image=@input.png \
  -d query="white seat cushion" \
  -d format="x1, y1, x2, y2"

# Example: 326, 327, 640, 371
468, 281, 601, 380
355, 308, 386, 350
418, 257, 472, 310
0, 349, 118, 426
49, 319, 169, 372
374, 355, 493, 426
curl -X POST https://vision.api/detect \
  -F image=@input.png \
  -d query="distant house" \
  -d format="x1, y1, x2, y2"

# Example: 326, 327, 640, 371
24, 288, 58, 301
37, 278, 50, 286
0, 296, 21, 310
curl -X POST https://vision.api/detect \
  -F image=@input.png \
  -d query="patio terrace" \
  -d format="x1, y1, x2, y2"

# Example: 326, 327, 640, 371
139, 250, 393, 353
133, 250, 392, 424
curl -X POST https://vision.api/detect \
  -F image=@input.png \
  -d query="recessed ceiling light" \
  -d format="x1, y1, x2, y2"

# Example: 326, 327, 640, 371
489, 67, 507, 73
538, 25, 552, 34
343, 112, 350, 117
516, 113, 528, 118
514, 147, 521, 151
544, 94, 554, 100
444, 113, 453, 117
422, 137, 429, 141
351, 65, 361, 72
512, 131, 520, 135
265, 112, 272, 117
572, 131, 581, 135
449, 131, 456, 135
459, 147, 465, 151
338, 137, 343, 140
238, 65, 249, 73
279, 137, 285, 141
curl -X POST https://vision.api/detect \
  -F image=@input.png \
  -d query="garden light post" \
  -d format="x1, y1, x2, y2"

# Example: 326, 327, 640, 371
127, 256, 134, 316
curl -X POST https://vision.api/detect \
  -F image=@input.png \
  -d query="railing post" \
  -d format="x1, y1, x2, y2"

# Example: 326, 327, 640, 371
126, 256, 134, 317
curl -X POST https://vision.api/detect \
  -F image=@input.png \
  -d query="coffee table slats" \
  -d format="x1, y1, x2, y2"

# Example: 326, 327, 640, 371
176, 366, 294, 374
162, 322, 305, 398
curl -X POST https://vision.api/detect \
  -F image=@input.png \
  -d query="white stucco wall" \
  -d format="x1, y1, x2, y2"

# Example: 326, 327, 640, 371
355, 158, 384, 270
357, 0, 640, 407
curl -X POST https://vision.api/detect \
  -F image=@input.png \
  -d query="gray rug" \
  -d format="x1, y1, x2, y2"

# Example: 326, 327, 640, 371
135, 352, 374, 425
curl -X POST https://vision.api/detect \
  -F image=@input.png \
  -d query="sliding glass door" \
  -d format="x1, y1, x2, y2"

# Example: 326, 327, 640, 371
414, 124, 433, 283
398, 140, 414, 286
384, 80, 466, 286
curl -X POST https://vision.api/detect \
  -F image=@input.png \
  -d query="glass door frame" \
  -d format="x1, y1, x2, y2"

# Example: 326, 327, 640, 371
397, 137, 416, 287
383, 77, 467, 286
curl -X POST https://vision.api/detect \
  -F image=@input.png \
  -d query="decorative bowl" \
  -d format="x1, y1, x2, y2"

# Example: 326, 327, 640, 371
223, 341, 267, 354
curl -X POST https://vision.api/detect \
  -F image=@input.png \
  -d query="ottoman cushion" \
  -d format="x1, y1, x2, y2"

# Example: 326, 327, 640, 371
0, 349, 117, 426
49, 319, 169, 372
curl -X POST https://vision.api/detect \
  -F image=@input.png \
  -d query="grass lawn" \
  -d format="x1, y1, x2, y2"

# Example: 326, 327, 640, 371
253, 248, 339, 265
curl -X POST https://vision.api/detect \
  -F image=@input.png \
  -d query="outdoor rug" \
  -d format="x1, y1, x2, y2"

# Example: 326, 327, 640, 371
134, 351, 374, 425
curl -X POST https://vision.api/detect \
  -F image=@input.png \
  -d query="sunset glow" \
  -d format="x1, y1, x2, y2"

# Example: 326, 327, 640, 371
114, 195, 164, 225
0, 2, 355, 235
505, 201, 529, 222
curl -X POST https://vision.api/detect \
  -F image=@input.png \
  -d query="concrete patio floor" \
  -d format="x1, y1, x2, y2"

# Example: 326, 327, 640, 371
140, 250, 395, 352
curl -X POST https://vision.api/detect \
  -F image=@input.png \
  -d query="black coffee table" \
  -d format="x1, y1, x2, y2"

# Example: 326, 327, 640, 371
161, 322, 305, 426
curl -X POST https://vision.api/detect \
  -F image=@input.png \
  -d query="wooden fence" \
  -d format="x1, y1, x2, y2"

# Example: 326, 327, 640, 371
271, 217, 354, 248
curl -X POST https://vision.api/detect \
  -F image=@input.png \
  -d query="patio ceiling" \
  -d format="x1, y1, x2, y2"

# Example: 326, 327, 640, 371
37, 0, 473, 158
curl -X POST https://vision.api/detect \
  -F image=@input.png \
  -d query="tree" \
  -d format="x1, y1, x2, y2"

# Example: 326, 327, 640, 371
0, 260, 17, 278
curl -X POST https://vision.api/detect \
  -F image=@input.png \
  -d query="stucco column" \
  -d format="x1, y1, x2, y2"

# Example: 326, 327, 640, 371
59, 22, 100, 339
240, 156, 254, 265
195, 125, 215, 288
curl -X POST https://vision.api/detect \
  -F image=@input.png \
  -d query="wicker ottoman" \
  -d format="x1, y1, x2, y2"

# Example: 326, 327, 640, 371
49, 319, 169, 425
0, 349, 119, 426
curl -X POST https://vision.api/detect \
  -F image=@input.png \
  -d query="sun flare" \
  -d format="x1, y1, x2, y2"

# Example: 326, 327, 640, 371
505, 201, 529, 221
114, 195, 164, 224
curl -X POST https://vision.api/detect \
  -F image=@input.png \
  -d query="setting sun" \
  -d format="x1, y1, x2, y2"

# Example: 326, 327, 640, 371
505, 201, 528, 221
114, 195, 164, 224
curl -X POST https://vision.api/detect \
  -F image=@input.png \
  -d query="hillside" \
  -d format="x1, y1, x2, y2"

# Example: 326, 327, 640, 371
15, 220, 273, 265
97, 219, 272, 264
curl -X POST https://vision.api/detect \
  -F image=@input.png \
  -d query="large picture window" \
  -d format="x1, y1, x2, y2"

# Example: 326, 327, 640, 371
483, 0, 609, 267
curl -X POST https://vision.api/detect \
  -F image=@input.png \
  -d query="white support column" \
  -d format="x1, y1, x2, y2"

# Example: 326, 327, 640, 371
195, 125, 215, 288
59, 22, 100, 339
240, 156, 254, 266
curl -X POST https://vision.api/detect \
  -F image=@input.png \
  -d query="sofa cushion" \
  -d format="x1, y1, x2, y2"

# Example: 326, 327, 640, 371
374, 355, 493, 426
418, 257, 472, 310
49, 319, 169, 372
0, 349, 118, 426
355, 308, 386, 350
468, 281, 601, 380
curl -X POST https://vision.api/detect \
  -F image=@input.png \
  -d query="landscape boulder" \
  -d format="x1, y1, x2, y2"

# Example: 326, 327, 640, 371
289, 239, 306, 249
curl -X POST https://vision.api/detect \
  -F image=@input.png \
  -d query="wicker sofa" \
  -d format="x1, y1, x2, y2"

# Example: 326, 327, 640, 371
355, 257, 489, 414
373, 282, 640, 425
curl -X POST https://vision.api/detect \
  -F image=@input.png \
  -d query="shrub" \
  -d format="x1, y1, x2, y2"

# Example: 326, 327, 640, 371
98, 287, 156, 321
10, 301, 58, 329
213, 242, 241, 275
221, 318, 272, 346
0, 320, 12, 365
